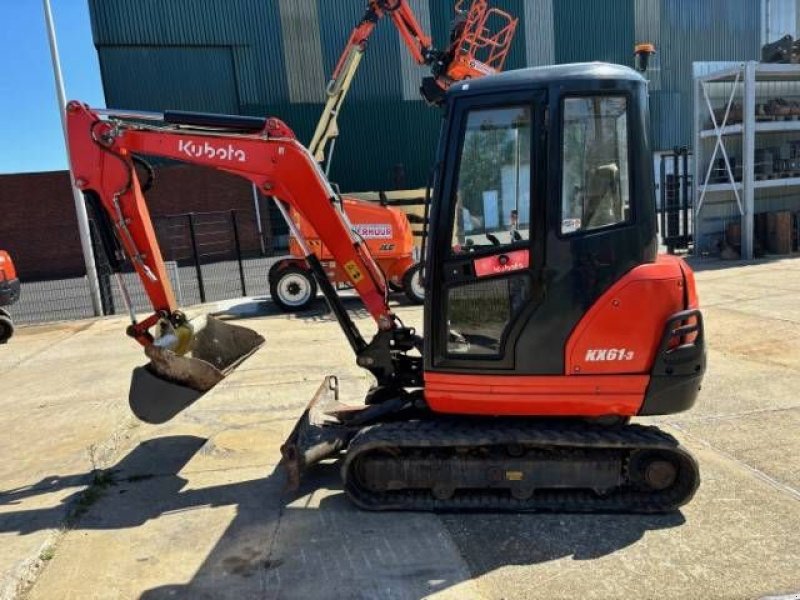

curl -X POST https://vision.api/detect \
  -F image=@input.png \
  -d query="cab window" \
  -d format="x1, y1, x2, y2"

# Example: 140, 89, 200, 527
561, 96, 631, 234
446, 275, 531, 356
451, 106, 532, 254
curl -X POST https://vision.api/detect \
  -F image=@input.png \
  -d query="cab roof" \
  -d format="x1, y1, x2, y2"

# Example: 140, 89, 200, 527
448, 62, 645, 99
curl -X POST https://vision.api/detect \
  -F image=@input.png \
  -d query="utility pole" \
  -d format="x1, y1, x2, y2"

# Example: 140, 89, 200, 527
43, 0, 103, 316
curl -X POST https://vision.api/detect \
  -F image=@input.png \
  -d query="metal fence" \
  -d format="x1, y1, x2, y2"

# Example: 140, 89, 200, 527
658, 147, 694, 254
7, 210, 288, 326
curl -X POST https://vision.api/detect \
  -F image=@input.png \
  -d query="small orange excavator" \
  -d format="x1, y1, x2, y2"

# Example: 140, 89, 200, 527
67, 59, 705, 512
0, 250, 19, 343
268, 0, 518, 311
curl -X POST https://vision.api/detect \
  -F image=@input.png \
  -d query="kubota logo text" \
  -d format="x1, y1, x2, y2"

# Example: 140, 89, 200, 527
585, 348, 635, 362
178, 140, 246, 162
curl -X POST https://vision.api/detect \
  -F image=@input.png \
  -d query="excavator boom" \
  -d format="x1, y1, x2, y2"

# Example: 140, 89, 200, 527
67, 102, 421, 423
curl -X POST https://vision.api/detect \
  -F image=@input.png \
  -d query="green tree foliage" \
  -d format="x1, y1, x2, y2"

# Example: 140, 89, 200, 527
458, 124, 507, 218
457, 110, 531, 230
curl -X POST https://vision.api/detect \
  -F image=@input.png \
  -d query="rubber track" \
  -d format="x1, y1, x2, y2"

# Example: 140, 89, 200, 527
342, 419, 700, 513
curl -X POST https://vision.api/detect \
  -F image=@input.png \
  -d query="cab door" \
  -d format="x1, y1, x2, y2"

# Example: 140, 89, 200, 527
426, 91, 546, 372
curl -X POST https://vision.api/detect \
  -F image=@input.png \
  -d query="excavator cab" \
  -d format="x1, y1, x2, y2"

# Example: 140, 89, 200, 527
425, 63, 660, 386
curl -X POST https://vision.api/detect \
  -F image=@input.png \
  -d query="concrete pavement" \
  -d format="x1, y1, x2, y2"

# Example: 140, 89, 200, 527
1, 258, 799, 599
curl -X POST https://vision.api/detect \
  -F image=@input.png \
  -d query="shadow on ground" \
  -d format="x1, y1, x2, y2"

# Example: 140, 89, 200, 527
211, 294, 376, 324
684, 255, 794, 273
1, 436, 686, 599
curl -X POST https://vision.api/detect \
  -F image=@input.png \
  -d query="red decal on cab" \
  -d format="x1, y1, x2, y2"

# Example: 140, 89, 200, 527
474, 249, 529, 278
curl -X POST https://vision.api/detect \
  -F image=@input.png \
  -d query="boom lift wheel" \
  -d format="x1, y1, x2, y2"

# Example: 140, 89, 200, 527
402, 263, 425, 304
270, 265, 318, 312
0, 309, 14, 344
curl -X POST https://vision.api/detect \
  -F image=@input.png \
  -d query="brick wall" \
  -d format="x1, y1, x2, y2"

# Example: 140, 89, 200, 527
0, 165, 271, 280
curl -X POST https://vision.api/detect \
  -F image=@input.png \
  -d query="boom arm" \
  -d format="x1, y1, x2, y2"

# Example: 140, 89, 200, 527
309, 0, 518, 167
66, 102, 417, 375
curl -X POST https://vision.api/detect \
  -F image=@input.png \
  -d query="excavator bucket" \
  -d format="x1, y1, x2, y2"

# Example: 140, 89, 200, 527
129, 315, 265, 424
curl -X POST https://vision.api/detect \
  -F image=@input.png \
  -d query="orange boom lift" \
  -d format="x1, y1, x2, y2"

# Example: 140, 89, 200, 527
267, 0, 518, 310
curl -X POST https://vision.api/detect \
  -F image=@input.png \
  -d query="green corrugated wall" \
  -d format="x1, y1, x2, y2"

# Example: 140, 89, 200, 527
88, 0, 764, 191
554, 0, 635, 65
650, 0, 761, 149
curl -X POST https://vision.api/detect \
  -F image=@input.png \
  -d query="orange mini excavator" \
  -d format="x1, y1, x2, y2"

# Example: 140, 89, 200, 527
66, 62, 705, 513
0, 250, 19, 343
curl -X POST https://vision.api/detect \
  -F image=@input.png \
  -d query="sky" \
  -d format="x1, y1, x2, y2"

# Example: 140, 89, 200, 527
0, 0, 105, 174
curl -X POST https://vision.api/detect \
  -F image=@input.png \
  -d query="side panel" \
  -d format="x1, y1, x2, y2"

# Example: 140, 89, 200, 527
425, 254, 691, 417
425, 372, 648, 416
565, 256, 685, 375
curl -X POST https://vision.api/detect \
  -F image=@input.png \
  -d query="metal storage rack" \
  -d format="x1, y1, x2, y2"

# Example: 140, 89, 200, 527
694, 61, 800, 259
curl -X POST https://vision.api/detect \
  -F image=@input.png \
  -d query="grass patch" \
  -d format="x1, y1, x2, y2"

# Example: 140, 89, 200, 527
38, 546, 55, 562
69, 470, 117, 521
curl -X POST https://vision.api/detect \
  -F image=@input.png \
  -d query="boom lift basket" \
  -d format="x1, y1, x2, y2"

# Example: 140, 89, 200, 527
446, 0, 518, 81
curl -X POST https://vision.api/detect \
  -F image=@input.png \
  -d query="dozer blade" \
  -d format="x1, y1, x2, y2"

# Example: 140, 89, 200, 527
129, 315, 265, 424
280, 376, 359, 490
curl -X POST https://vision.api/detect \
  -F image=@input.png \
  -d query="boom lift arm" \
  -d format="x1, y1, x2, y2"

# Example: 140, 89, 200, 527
67, 101, 423, 410
309, 0, 518, 168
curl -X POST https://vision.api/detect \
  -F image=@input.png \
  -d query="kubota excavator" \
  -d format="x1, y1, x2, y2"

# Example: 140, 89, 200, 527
269, 0, 518, 311
67, 61, 705, 513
